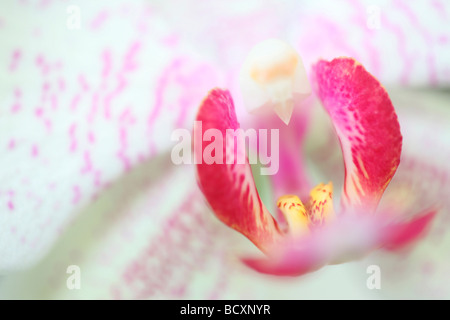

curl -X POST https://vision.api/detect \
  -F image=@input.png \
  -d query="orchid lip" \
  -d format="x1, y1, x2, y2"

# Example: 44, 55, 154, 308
195, 55, 437, 277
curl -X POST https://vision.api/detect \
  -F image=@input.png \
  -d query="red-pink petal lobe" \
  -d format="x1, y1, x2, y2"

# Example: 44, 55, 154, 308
241, 215, 378, 276
241, 220, 365, 276
241, 209, 436, 277
195, 88, 282, 252
242, 238, 324, 277
380, 209, 437, 251
312, 58, 402, 213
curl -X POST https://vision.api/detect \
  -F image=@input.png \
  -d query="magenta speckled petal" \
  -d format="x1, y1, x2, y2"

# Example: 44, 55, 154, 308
195, 89, 282, 252
312, 58, 402, 213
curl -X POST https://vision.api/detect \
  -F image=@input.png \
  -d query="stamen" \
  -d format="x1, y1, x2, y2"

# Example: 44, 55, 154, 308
240, 39, 311, 125
277, 195, 309, 236
307, 182, 335, 227
250, 51, 298, 84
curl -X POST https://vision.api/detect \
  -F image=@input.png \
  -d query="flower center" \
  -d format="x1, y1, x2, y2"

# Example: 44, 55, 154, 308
277, 182, 335, 236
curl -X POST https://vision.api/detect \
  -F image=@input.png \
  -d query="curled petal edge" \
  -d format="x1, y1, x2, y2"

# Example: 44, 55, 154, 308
312, 57, 402, 213
195, 88, 282, 252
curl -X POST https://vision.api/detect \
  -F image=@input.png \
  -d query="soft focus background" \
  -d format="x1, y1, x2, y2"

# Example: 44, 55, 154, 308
0, 0, 449, 299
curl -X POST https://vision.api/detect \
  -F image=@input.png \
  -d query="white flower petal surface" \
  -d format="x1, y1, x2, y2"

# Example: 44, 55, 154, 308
0, 0, 449, 299
0, 1, 222, 272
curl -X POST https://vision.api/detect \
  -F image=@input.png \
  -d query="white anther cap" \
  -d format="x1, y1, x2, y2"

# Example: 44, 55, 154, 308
239, 39, 311, 125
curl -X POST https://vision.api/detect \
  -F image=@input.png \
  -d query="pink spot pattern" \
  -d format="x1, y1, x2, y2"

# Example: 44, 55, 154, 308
9, 49, 22, 72
113, 190, 232, 299
1, 1, 221, 273
0, 0, 449, 300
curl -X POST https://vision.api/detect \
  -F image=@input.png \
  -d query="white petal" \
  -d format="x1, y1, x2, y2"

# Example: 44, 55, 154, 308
0, 1, 221, 273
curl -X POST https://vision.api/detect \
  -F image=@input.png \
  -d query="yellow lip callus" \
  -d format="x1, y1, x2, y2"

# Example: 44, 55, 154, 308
277, 182, 335, 235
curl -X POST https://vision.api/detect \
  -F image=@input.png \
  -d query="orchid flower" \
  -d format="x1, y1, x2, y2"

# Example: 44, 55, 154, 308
195, 55, 437, 277
1, 0, 449, 299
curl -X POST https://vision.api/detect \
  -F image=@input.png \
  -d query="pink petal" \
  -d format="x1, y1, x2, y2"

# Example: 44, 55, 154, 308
242, 208, 436, 276
242, 241, 323, 277
242, 216, 375, 276
312, 58, 402, 212
249, 101, 314, 200
196, 89, 282, 252
380, 209, 438, 251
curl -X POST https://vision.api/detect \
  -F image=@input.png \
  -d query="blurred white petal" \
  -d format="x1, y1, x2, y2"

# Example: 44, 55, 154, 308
0, 0, 449, 299
0, 0, 221, 272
